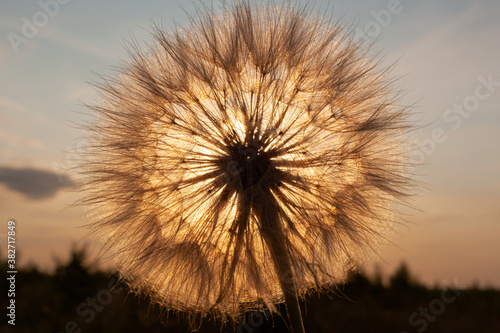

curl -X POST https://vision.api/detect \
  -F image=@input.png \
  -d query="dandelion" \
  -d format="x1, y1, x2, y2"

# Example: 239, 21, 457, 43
80, 2, 414, 332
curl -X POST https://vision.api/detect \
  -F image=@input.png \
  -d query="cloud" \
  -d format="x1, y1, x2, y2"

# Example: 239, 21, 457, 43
0, 166, 76, 200
0, 130, 45, 150
0, 95, 48, 125
0, 95, 25, 113
42, 25, 122, 61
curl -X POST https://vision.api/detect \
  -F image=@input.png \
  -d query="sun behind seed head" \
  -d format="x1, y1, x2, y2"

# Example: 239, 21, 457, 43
79, 0, 415, 321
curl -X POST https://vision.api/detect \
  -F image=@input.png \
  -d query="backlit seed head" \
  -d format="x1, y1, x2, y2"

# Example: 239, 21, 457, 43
79, 1, 415, 319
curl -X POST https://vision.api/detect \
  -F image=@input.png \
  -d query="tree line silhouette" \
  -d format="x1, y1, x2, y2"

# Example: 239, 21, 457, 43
1, 248, 499, 333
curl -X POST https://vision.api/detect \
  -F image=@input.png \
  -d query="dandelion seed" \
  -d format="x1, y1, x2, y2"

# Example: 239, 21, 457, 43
80, 2, 415, 332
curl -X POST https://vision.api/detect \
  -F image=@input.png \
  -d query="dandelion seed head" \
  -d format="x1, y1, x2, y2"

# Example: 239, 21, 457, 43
80, 1, 415, 318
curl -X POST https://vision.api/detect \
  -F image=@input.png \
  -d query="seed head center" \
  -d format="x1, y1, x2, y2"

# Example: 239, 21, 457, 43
225, 142, 275, 190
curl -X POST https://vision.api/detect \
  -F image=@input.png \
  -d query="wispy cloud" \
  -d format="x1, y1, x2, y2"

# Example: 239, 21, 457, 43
0, 130, 45, 150
41, 25, 124, 61
0, 95, 47, 124
0, 95, 25, 113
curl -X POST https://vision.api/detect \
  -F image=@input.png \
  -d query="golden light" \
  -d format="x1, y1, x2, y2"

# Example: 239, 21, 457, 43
79, 2, 414, 332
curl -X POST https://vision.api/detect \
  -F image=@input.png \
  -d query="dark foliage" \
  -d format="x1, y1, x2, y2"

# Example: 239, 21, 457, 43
1, 249, 499, 333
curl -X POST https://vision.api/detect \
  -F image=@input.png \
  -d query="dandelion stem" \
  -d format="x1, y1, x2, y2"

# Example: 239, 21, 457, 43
275, 257, 306, 333
255, 190, 306, 333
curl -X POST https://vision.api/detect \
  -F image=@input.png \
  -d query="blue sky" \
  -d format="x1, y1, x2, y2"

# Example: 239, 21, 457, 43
1, 0, 499, 287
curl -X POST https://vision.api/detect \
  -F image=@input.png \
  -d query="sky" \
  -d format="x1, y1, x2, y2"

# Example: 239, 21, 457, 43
0, 0, 499, 288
